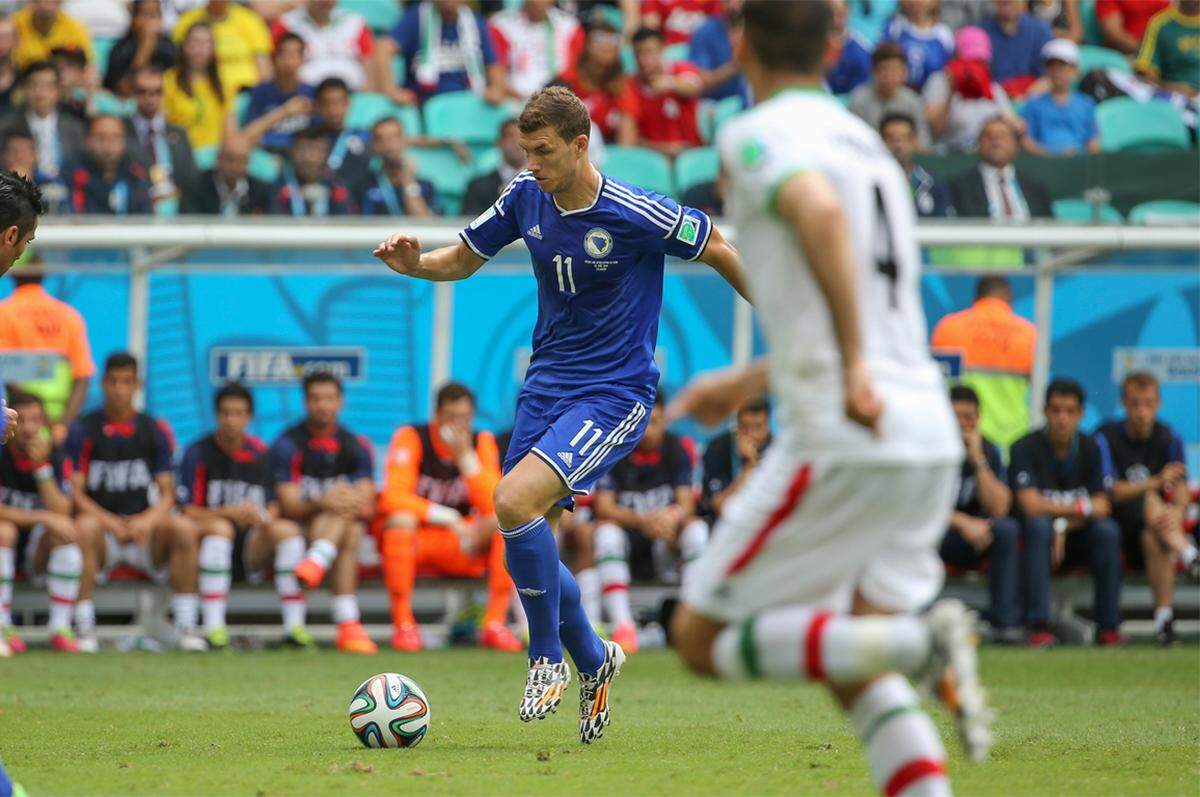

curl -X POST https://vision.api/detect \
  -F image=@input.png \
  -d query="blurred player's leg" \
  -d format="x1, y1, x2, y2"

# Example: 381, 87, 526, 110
32, 522, 82, 653
196, 517, 235, 650
247, 519, 311, 649
73, 515, 103, 653
330, 520, 376, 655
153, 515, 205, 652
0, 521, 16, 656
593, 522, 637, 652
294, 512, 342, 589
676, 519, 708, 588
479, 529, 522, 652
379, 514, 421, 651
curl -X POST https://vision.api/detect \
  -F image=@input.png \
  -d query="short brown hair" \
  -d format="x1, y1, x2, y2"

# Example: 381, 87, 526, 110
872, 42, 907, 68
436, 381, 475, 409
740, 0, 833, 75
517, 86, 591, 144
1122, 371, 1159, 396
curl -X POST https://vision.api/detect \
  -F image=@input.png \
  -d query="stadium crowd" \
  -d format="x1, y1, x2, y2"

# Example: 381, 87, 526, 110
0, 0, 1190, 217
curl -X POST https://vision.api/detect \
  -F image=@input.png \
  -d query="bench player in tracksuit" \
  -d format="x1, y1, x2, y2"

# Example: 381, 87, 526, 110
177, 383, 313, 650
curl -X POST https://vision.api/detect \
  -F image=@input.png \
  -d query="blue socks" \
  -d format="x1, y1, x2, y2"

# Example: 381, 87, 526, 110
501, 517, 605, 676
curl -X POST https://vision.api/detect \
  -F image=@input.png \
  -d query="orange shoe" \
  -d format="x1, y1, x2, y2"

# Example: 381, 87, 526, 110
293, 558, 327, 589
391, 621, 422, 652
611, 622, 639, 655
335, 621, 378, 655
480, 621, 524, 652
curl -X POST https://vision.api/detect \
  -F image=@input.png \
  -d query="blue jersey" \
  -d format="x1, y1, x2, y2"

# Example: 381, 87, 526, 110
459, 171, 713, 397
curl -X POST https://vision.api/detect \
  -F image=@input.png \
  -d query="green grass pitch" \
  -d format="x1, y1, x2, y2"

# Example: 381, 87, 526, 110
1, 646, 1196, 795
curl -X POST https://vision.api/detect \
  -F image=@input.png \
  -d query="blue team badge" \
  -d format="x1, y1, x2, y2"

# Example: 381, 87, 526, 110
584, 227, 613, 258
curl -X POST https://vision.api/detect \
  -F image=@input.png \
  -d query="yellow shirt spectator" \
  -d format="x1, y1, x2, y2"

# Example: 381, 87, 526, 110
164, 67, 230, 149
173, 5, 272, 95
12, 5, 94, 69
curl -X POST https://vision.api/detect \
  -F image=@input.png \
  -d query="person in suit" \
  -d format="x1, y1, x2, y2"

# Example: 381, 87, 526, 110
950, 115, 1052, 219
461, 118, 525, 216
880, 112, 954, 218
184, 132, 270, 216
0, 60, 84, 182
124, 64, 199, 214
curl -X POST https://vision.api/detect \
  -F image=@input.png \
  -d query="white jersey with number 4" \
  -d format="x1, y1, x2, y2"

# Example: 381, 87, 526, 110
718, 88, 960, 464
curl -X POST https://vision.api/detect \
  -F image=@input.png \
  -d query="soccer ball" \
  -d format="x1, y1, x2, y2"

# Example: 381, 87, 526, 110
348, 673, 430, 749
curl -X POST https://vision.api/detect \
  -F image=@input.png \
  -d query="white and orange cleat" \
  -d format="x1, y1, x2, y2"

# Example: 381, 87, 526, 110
923, 599, 994, 763
578, 639, 625, 744
519, 657, 570, 722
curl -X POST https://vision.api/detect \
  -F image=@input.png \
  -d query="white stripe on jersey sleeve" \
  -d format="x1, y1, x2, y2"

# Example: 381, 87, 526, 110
602, 189, 676, 233
493, 171, 536, 216
604, 181, 678, 226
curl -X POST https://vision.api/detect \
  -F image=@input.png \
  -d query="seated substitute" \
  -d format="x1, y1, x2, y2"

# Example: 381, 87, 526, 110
592, 393, 707, 654
1096, 371, 1196, 645
698, 396, 772, 523
378, 382, 521, 653
1010, 378, 1121, 647
0, 391, 85, 655
177, 383, 312, 650
66, 352, 203, 652
938, 385, 1020, 642
271, 371, 377, 655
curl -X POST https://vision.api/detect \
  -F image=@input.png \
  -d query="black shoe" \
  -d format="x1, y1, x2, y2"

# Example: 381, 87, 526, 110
1155, 619, 1176, 647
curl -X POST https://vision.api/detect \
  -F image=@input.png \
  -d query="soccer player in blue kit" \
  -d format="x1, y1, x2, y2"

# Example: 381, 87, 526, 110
374, 86, 747, 744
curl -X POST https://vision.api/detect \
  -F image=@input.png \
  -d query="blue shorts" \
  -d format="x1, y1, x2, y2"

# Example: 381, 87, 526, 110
503, 386, 654, 509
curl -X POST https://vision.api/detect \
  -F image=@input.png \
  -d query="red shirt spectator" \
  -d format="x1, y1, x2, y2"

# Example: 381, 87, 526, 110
631, 27, 702, 155
491, 0, 584, 101
640, 0, 721, 46
558, 17, 637, 144
1096, 0, 1170, 54
271, 1, 376, 90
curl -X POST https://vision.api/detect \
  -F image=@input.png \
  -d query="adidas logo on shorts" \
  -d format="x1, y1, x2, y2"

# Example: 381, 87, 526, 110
527, 224, 543, 240
557, 451, 573, 467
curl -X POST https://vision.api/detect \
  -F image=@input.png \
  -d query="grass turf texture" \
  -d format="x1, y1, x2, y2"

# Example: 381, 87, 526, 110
1, 647, 1196, 795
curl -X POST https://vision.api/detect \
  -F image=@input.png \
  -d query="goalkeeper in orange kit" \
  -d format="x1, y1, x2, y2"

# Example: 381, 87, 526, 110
378, 383, 523, 652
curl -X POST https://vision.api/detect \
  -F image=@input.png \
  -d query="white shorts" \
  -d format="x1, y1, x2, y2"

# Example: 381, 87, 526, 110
683, 447, 957, 623
102, 532, 168, 585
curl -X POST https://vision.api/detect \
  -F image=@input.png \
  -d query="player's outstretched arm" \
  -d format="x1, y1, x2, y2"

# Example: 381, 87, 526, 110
775, 172, 882, 434
696, 224, 752, 303
373, 235, 487, 282
665, 359, 769, 427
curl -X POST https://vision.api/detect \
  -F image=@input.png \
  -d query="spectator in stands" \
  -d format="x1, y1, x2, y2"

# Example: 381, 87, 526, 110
680, 168, 724, 217
982, 0, 1053, 97
631, 26, 703, 157
1135, 0, 1200, 97
310, 77, 371, 199
0, 19, 19, 111
244, 32, 314, 154
925, 28, 1022, 153
556, 11, 637, 146
1011, 378, 1123, 647
2, 61, 84, 182
1021, 40, 1100, 155
641, 0, 722, 46
950, 115, 1051, 219
173, 0, 272, 96
593, 392, 708, 654
931, 275, 1035, 451
185, 132, 271, 215
689, 0, 746, 102
271, 371, 378, 655
68, 114, 153, 215
388, 0, 506, 105
1097, 371, 1196, 646
0, 263, 94, 438
271, 0, 385, 92
881, 0, 954, 90
67, 352, 205, 653
361, 117, 440, 217
12, 0, 95, 75
463, 118, 525, 215
826, 0, 872, 95
880, 113, 954, 217
699, 397, 770, 523
1097, 0, 1169, 56
939, 385, 1021, 643
1, 131, 67, 213
165, 21, 235, 150
377, 382, 522, 653
269, 126, 353, 216
850, 43, 931, 148
1033, 0, 1085, 43
491, 0, 584, 102
126, 66, 201, 215
48, 47, 89, 123
103, 0, 177, 98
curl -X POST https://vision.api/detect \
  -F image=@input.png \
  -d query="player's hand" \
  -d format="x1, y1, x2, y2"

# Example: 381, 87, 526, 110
2, 407, 16, 443
281, 95, 312, 118
37, 512, 77, 543
843, 359, 883, 435
229, 503, 263, 528
963, 427, 985, 466
373, 233, 422, 276
735, 432, 759, 467
1160, 462, 1187, 488
959, 516, 993, 553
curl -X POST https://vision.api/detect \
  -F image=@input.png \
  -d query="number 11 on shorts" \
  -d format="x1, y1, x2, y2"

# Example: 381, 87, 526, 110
570, 419, 603, 456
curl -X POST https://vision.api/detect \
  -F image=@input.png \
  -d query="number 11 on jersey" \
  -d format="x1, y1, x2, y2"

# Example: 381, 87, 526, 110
554, 254, 576, 294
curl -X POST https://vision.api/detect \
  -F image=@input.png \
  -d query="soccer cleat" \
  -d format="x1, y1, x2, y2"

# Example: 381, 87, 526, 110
76, 632, 100, 654
922, 599, 994, 764
1096, 630, 1127, 647
480, 621, 523, 653
206, 626, 231, 650
519, 657, 571, 722
283, 625, 315, 650
335, 621, 378, 654
391, 621, 423, 652
1186, 557, 1200, 581
1027, 628, 1057, 648
2, 627, 26, 654
49, 630, 80, 653
178, 632, 209, 652
578, 639, 626, 744
293, 558, 327, 589
1155, 619, 1176, 647
610, 622, 639, 655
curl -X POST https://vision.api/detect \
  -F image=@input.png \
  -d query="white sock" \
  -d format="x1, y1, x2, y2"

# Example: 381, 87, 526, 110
1180, 544, 1198, 567
594, 523, 633, 627
712, 607, 931, 684
304, 538, 338, 571
199, 536, 233, 632
75, 599, 96, 634
172, 593, 199, 634
331, 593, 360, 625
851, 674, 950, 796
0, 547, 13, 627
576, 567, 601, 623
677, 519, 708, 588
274, 536, 306, 631
1154, 606, 1173, 630
46, 544, 83, 632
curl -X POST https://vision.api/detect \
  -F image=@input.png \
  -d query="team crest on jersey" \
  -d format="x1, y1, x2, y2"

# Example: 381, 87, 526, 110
740, 138, 766, 170
584, 227, 613, 258
470, 205, 496, 229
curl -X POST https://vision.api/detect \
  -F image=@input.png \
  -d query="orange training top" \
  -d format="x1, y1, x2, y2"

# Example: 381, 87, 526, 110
379, 421, 500, 521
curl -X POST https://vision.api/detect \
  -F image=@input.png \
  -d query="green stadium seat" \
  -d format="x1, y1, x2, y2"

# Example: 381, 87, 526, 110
235, 91, 251, 125
423, 91, 511, 146
663, 43, 690, 64
472, 147, 501, 176
1051, 198, 1124, 222
603, 146, 673, 197
1128, 200, 1200, 225
394, 103, 422, 136
193, 146, 218, 171
92, 37, 117, 76
701, 94, 744, 143
1080, 0, 1103, 45
347, 92, 392, 130
1098, 98, 1189, 152
248, 148, 282, 183
93, 92, 133, 117
338, 0, 399, 32
407, 145, 471, 212
1077, 45, 1131, 76
674, 146, 719, 195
